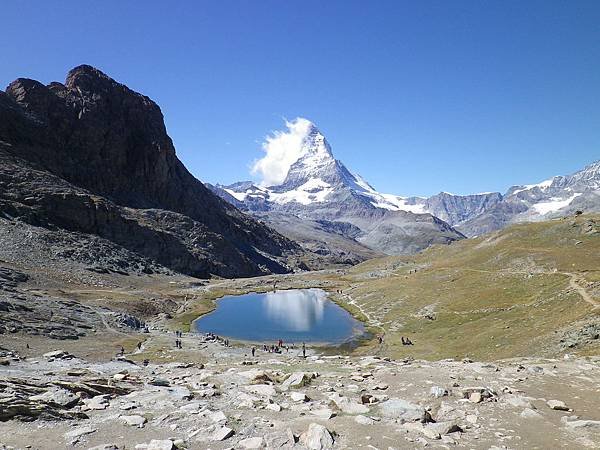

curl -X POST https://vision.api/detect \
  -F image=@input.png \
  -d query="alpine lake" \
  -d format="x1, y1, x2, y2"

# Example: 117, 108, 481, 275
194, 288, 365, 346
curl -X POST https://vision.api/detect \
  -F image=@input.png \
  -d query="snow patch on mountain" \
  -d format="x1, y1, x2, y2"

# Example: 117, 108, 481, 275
509, 177, 556, 196
269, 178, 335, 205
531, 193, 582, 215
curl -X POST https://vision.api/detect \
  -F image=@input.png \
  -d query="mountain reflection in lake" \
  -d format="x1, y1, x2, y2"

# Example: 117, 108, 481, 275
194, 288, 363, 344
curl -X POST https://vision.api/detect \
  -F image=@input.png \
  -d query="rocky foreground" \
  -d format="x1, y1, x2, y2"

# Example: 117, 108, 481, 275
1, 329, 600, 450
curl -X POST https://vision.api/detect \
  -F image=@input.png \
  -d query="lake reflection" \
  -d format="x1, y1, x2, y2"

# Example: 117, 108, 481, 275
195, 288, 363, 344
263, 289, 325, 331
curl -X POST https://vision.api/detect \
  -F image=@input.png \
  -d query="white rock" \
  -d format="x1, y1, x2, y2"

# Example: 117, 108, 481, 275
30, 389, 79, 408
291, 392, 309, 402
300, 423, 334, 450
265, 403, 282, 412
64, 426, 96, 439
404, 422, 441, 440
43, 350, 71, 359
238, 437, 264, 449
245, 384, 277, 398
209, 410, 227, 423
282, 372, 313, 390
430, 386, 448, 398
135, 440, 174, 450
521, 408, 542, 419
466, 414, 478, 424
212, 426, 234, 441
329, 393, 369, 414
565, 420, 600, 430
379, 398, 426, 422
121, 415, 147, 427
355, 415, 376, 425
85, 394, 110, 410
310, 408, 335, 420
547, 400, 570, 411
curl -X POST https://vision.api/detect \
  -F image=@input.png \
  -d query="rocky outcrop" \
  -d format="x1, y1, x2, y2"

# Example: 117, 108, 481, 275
0, 66, 305, 278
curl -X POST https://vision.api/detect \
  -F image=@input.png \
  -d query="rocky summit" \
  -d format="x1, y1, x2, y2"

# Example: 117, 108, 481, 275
0, 65, 310, 279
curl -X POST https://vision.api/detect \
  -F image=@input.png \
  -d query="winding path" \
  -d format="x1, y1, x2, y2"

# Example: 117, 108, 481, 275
567, 273, 599, 310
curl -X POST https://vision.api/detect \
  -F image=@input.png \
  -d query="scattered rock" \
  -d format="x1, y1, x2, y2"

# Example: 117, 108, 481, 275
310, 408, 336, 420
290, 392, 309, 402
212, 426, 234, 441
29, 389, 79, 408
379, 398, 430, 423
264, 429, 296, 448
565, 420, 600, 430
300, 423, 334, 450
430, 386, 448, 398
238, 437, 264, 449
282, 372, 314, 390
521, 408, 542, 419
43, 350, 73, 360
355, 414, 376, 425
64, 426, 96, 440
121, 415, 147, 428
329, 393, 369, 414
209, 410, 227, 423
134, 440, 174, 450
547, 400, 571, 411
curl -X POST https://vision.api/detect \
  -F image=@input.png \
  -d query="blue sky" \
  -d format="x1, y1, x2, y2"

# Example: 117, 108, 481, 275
2, 1, 599, 196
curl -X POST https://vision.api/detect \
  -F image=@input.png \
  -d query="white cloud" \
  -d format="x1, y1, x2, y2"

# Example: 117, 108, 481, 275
251, 117, 313, 186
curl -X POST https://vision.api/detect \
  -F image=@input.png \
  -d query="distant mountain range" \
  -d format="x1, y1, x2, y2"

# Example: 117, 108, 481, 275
209, 119, 600, 258
207, 121, 465, 261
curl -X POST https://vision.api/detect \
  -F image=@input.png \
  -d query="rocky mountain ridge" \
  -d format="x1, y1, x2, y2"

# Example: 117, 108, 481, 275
212, 119, 600, 248
209, 122, 465, 257
0, 65, 308, 278
410, 160, 600, 236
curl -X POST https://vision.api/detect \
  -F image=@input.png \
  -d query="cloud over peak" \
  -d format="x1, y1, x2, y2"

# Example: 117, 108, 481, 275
251, 117, 314, 186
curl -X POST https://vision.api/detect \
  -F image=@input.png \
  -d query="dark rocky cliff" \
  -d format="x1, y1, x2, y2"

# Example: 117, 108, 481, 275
0, 65, 303, 278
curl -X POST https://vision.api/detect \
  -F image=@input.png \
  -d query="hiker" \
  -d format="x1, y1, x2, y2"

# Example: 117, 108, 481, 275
137, 341, 142, 350
119, 346, 125, 355
251, 346, 256, 357
378, 335, 383, 344
401, 336, 406, 345
302, 342, 306, 358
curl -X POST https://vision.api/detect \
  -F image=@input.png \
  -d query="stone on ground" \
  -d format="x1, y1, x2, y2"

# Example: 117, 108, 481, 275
300, 423, 334, 450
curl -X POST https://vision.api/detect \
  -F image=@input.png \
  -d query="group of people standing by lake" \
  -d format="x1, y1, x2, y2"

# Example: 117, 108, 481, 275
251, 340, 306, 358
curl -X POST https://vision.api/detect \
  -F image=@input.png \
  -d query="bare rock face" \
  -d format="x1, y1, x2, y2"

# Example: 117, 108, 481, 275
0, 65, 304, 278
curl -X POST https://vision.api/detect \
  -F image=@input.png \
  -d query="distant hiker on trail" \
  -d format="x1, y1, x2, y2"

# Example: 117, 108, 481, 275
401, 336, 406, 345
302, 342, 306, 358
137, 341, 142, 350
251, 346, 256, 357
378, 335, 383, 344
119, 346, 124, 355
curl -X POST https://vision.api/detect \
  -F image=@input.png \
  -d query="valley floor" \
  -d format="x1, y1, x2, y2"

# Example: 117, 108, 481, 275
2, 323, 600, 450
1, 215, 600, 449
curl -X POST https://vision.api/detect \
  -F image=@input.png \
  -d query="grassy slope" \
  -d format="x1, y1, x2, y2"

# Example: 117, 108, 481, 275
334, 215, 600, 360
